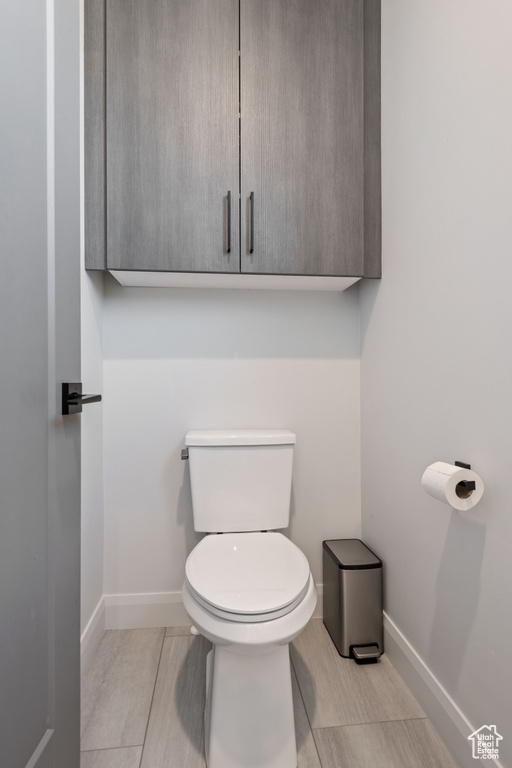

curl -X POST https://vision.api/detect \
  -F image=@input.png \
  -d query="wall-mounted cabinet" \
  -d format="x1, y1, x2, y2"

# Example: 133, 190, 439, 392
85, 0, 381, 286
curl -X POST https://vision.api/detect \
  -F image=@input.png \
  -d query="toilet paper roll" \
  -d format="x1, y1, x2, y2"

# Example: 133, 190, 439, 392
421, 462, 484, 511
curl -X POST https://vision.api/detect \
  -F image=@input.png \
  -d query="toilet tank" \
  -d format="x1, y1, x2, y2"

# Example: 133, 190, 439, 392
185, 429, 296, 533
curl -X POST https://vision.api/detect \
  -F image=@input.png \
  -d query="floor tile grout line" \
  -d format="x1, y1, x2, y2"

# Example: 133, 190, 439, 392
80, 744, 145, 754
311, 715, 430, 734
290, 652, 325, 768
137, 627, 168, 768
310, 727, 327, 767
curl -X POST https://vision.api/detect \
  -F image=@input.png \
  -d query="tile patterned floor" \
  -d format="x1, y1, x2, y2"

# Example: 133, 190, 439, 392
80, 619, 460, 768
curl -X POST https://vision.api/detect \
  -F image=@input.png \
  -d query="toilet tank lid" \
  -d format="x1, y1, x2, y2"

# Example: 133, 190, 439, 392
185, 429, 296, 446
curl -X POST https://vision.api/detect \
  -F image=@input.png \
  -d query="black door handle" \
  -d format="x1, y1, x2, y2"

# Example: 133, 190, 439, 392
62, 383, 102, 415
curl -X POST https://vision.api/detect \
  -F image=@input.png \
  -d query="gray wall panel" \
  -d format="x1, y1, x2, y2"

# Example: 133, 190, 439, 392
0, 1, 82, 766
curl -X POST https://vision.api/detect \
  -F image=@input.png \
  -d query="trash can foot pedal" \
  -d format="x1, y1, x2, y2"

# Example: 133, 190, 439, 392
352, 644, 381, 660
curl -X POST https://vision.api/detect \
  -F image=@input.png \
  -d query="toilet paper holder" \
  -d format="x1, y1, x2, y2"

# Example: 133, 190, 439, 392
454, 461, 476, 496
422, 460, 483, 510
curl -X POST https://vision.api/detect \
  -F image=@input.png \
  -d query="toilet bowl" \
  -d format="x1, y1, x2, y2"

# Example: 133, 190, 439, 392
181, 430, 316, 768
183, 531, 317, 645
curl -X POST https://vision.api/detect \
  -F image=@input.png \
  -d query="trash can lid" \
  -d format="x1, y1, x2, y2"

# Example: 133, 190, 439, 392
323, 539, 381, 569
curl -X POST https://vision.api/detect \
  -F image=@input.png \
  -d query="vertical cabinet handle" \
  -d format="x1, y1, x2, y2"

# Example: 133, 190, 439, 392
249, 191, 254, 254
226, 191, 231, 254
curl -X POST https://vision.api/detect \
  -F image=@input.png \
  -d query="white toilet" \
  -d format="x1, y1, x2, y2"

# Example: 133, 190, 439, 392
181, 429, 317, 768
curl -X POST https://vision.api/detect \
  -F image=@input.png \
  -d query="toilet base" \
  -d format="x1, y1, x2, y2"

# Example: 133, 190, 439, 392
205, 643, 297, 768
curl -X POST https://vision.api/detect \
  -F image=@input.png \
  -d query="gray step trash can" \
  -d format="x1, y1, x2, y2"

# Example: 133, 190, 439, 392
323, 539, 383, 660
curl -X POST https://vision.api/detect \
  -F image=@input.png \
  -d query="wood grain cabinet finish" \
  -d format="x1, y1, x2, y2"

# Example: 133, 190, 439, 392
106, 0, 239, 273
85, 0, 381, 278
241, 0, 363, 277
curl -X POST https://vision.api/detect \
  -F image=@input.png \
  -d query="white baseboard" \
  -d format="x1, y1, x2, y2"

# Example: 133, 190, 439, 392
104, 591, 191, 630
383, 612, 505, 768
313, 582, 323, 619
80, 596, 105, 678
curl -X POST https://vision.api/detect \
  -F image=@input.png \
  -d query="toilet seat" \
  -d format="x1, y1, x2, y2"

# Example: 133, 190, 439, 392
185, 531, 310, 623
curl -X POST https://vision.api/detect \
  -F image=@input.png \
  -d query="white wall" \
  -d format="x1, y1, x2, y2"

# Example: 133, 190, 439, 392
360, 1, 512, 765
102, 277, 361, 610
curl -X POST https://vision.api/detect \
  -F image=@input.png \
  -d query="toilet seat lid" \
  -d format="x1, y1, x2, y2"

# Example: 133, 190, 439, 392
185, 532, 310, 616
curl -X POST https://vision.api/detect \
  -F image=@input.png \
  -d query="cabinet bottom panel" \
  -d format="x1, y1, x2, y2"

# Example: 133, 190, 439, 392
108, 270, 361, 292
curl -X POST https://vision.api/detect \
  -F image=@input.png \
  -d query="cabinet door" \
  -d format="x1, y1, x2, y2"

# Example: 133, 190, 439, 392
106, 0, 239, 272
241, 0, 364, 276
